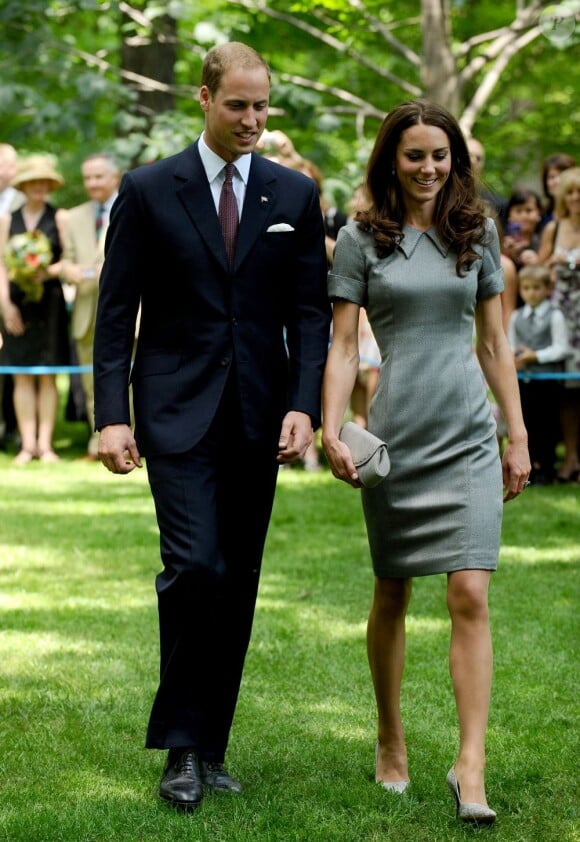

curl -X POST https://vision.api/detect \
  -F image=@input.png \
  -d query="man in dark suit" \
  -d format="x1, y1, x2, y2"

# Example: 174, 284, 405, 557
93, 42, 330, 812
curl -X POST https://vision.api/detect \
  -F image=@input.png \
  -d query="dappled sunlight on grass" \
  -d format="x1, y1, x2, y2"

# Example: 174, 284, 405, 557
0, 455, 577, 841
501, 545, 579, 564
0, 630, 106, 681
0, 591, 151, 612
406, 616, 448, 634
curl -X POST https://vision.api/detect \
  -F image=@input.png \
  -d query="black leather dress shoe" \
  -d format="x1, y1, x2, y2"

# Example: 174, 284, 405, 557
159, 750, 204, 811
200, 761, 243, 794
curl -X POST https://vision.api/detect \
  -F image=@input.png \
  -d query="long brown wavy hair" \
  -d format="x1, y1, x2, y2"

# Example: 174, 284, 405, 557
357, 100, 488, 276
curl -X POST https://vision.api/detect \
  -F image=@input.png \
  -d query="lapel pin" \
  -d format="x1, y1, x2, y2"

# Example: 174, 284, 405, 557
261, 196, 268, 203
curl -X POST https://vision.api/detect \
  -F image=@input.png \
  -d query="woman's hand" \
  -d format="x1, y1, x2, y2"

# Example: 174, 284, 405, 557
514, 345, 536, 369
33, 267, 50, 284
519, 249, 539, 266
2, 301, 25, 335
502, 235, 522, 261
501, 439, 531, 502
322, 433, 362, 488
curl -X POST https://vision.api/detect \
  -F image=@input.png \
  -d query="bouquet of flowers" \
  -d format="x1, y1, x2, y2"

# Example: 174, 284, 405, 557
4, 230, 52, 303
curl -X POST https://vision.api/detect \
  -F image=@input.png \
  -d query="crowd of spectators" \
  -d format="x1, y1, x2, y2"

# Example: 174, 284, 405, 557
0, 138, 577, 483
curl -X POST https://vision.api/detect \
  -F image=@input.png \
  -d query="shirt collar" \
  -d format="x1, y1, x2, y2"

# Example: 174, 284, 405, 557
95, 193, 118, 213
398, 224, 450, 258
198, 134, 252, 186
522, 299, 550, 319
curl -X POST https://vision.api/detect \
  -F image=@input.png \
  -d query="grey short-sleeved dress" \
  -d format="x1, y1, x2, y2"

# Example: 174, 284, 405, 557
328, 219, 504, 578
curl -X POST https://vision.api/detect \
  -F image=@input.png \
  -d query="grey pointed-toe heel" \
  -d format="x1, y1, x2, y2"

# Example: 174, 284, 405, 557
446, 767, 496, 824
374, 741, 410, 793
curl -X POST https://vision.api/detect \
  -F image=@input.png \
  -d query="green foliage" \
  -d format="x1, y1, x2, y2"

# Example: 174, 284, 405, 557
1, 0, 578, 205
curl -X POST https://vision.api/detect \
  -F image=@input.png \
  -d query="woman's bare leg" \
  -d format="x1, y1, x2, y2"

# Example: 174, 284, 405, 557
367, 576, 413, 782
12, 373, 38, 456
37, 374, 59, 455
447, 569, 493, 806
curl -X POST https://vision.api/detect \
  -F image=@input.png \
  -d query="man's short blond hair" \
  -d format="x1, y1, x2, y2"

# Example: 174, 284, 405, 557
201, 42, 270, 97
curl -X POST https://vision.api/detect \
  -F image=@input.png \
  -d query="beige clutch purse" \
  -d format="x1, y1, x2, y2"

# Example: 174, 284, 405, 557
338, 421, 390, 487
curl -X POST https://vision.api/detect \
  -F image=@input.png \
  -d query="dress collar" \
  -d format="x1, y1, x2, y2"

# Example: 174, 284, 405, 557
398, 224, 450, 258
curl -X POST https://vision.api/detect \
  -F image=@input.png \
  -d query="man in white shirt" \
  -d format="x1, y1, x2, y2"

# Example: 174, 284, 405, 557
60, 153, 120, 458
93, 42, 330, 811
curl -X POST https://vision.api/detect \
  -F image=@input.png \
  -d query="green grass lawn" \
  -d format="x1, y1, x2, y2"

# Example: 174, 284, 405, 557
0, 416, 578, 841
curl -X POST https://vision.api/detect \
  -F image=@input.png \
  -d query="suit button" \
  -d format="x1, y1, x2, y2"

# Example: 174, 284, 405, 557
231, 317, 238, 325
221, 357, 230, 366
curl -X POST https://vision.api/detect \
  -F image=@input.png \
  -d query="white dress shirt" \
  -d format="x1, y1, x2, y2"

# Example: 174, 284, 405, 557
198, 134, 251, 218
507, 299, 569, 364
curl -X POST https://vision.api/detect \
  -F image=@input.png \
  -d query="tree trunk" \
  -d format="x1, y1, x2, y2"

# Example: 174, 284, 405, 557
421, 0, 460, 114
120, 6, 176, 123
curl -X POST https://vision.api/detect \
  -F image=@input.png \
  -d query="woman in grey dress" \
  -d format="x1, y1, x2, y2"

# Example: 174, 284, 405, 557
322, 101, 530, 824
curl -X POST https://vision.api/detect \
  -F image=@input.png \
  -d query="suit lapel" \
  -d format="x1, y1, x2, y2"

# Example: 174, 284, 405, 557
174, 143, 229, 272
174, 145, 277, 273
234, 154, 276, 270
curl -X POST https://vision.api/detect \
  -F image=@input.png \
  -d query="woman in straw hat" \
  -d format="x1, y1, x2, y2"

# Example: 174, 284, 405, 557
0, 154, 69, 463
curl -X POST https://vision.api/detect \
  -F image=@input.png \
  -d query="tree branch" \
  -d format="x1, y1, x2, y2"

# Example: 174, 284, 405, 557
455, 26, 514, 58
347, 0, 422, 68
229, 0, 422, 96
460, 0, 544, 84
459, 26, 542, 135
279, 73, 386, 120
119, 1, 151, 28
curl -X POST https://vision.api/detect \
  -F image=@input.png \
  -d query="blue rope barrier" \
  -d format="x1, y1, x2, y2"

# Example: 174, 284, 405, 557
0, 364, 578, 381
516, 372, 580, 380
0, 365, 92, 374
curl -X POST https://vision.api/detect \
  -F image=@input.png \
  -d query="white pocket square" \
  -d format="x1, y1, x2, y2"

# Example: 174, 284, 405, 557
266, 223, 295, 233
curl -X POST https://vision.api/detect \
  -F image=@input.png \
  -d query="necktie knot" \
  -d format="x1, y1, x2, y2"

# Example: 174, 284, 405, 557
219, 164, 239, 268
224, 163, 235, 184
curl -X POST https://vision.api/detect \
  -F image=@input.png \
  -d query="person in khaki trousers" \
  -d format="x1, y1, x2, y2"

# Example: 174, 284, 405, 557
61, 153, 120, 458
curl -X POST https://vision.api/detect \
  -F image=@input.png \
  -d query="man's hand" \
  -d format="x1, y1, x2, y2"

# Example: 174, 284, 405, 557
277, 411, 313, 463
98, 424, 142, 474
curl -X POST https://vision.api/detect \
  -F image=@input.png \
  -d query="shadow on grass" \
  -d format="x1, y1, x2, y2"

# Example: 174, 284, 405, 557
0, 465, 577, 839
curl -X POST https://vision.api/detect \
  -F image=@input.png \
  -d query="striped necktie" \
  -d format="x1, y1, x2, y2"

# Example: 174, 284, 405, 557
95, 203, 105, 237
218, 163, 239, 268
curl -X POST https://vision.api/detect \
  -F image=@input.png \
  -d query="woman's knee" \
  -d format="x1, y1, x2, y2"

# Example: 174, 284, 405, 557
447, 571, 490, 621
372, 576, 412, 617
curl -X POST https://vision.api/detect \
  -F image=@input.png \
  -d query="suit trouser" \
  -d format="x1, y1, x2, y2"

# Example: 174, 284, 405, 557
75, 331, 100, 456
144, 383, 280, 760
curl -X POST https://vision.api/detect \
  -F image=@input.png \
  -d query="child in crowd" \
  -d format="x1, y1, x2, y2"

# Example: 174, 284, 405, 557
508, 265, 569, 484
502, 188, 543, 271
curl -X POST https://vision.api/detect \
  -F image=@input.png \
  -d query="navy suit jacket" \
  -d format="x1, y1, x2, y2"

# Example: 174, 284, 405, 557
93, 142, 331, 456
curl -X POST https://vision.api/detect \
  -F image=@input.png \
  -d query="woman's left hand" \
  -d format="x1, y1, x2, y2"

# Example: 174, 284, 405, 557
502, 439, 531, 501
